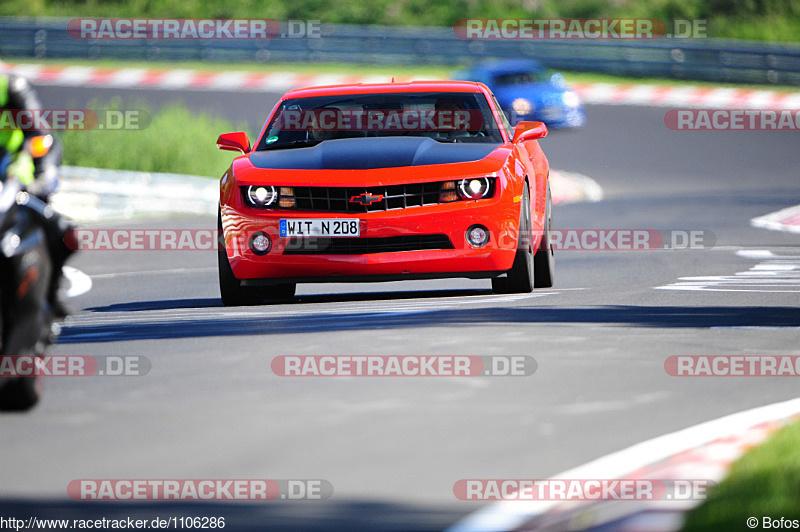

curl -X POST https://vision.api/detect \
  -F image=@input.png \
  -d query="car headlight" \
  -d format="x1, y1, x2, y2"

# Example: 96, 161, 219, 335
457, 177, 492, 200
242, 186, 296, 208
562, 91, 581, 108
245, 185, 277, 207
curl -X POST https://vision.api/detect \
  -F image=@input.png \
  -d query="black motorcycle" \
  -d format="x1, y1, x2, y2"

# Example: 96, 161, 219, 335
0, 137, 72, 412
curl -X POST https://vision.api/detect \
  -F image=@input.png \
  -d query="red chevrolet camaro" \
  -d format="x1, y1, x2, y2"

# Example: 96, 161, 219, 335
216, 80, 554, 305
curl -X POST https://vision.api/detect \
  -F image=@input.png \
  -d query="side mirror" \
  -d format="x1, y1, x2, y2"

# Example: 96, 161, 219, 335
216, 131, 250, 153
512, 121, 548, 143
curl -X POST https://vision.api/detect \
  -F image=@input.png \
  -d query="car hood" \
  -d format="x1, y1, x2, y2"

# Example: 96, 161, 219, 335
247, 137, 501, 171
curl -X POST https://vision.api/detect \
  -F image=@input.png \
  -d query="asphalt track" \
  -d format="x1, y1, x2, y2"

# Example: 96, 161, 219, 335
1, 84, 799, 531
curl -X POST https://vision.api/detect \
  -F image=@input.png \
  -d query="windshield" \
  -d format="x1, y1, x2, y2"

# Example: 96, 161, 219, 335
494, 70, 553, 85
257, 91, 504, 150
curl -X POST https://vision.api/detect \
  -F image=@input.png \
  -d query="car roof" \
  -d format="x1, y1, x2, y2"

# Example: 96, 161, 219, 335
282, 80, 489, 99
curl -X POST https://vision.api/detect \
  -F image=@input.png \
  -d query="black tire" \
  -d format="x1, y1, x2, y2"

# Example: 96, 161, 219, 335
0, 376, 41, 412
218, 246, 264, 306
266, 283, 296, 300
217, 210, 296, 306
534, 184, 555, 288
492, 184, 535, 294
0, 247, 43, 413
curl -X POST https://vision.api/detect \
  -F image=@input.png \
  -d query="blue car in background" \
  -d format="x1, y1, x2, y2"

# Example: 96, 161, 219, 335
452, 59, 586, 129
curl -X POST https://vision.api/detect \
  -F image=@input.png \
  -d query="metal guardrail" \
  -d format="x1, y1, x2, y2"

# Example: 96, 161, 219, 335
53, 166, 217, 222
2, 17, 800, 85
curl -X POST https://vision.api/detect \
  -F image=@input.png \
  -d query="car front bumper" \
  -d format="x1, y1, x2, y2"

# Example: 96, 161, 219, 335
221, 191, 523, 283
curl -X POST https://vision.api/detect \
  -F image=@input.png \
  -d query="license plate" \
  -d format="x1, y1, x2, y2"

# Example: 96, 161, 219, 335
280, 219, 360, 237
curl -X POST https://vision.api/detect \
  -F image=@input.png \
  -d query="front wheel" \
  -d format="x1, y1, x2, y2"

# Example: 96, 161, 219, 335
492, 185, 535, 294
218, 246, 265, 307
217, 211, 296, 306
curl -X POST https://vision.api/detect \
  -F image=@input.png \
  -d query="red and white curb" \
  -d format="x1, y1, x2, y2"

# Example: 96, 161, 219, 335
7, 63, 800, 109
7, 63, 403, 93
751, 204, 800, 234
571, 82, 800, 109
448, 397, 800, 532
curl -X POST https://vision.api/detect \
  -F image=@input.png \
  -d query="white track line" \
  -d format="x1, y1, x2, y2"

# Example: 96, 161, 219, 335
90, 267, 217, 279
657, 249, 800, 293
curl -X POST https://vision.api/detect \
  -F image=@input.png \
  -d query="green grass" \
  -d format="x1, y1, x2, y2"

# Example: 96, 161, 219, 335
681, 419, 800, 531
60, 98, 245, 177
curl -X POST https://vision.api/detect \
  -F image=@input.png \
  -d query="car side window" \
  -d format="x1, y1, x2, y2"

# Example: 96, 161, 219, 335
490, 93, 514, 139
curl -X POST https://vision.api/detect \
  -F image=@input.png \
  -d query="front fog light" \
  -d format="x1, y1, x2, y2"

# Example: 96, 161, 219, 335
467, 225, 489, 247
249, 232, 272, 255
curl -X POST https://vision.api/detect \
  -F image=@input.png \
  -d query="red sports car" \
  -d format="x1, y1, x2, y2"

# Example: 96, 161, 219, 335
216, 81, 554, 305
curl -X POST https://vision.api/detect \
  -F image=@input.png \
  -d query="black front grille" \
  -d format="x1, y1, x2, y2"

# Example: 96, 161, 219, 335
283, 234, 454, 255
293, 183, 446, 213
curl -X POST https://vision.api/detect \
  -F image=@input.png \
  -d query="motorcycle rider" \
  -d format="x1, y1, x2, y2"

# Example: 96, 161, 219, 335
1, 60, 74, 317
